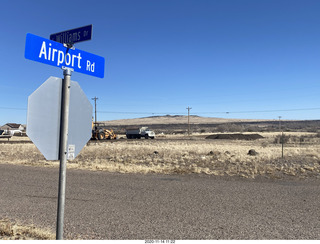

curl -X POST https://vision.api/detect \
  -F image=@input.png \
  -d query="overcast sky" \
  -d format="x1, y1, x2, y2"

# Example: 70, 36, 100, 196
0, 0, 319, 125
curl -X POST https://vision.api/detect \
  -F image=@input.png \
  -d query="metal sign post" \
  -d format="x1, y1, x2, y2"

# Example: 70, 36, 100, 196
56, 67, 73, 240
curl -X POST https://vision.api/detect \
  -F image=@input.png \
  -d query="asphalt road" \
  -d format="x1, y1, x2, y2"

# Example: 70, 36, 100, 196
0, 164, 320, 240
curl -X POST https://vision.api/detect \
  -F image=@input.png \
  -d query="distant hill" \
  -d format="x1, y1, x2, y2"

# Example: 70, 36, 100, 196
101, 115, 265, 126
99, 115, 320, 134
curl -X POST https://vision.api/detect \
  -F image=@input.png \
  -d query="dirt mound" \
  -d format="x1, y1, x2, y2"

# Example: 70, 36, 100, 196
206, 133, 264, 140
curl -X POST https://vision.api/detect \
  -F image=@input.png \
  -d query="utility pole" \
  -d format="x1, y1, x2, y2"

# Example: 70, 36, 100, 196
186, 106, 192, 136
278, 116, 284, 158
278, 116, 282, 131
92, 97, 98, 130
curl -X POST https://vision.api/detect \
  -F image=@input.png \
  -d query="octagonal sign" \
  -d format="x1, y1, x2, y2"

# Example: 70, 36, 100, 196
27, 76, 93, 160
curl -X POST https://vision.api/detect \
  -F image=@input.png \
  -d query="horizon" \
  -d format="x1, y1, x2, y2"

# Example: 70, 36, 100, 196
2, 113, 320, 127
1, 0, 319, 126
3, 114, 320, 127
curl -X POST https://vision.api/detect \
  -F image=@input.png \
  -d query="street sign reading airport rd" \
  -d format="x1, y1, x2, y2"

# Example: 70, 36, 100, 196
50, 25, 92, 44
25, 33, 105, 78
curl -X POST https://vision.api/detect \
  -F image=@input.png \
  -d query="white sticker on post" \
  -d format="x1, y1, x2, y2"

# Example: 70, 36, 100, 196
68, 144, 75, 160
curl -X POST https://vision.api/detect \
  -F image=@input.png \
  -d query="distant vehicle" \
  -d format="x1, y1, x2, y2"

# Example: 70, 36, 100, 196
126, 127, 155, 139
0, 130, 12, 139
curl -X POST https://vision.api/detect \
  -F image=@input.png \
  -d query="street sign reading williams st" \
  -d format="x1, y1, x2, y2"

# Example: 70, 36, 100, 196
50, 25, 92, 44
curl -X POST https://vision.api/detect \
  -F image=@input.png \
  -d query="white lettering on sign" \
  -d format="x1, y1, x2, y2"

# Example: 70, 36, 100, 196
55, 31, 81, 44
38, 41, 82, 69
86, 60, 95, 72
57, 50, 64, 66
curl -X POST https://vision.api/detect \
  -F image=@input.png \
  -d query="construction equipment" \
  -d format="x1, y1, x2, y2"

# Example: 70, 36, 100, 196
91, 122, 117, 140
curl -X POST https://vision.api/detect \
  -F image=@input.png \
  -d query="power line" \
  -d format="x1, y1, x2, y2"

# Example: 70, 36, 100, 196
97, 107, 320, 115
0, 106, 27, 110
199, 108, 320, 114
1, 106, 319, 115
97, 111, 181, 115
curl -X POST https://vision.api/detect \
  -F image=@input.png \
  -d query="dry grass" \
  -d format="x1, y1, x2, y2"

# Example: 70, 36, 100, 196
1, 132, 319, 179
0, 218, 55, 240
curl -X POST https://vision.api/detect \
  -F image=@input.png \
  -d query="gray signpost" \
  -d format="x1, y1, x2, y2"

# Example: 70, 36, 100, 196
25, 25, 104, 240
56, 67, 71, 240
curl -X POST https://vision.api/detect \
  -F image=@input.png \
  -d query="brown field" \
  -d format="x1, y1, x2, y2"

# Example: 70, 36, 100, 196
0, 218, 54, 240
1, 132, 319, 179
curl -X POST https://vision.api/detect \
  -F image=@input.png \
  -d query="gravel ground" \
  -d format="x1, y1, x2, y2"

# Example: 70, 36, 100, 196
0, 163, 320, 239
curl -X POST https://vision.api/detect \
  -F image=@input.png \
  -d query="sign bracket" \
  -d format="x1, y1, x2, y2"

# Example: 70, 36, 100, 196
63, 43, 75, 50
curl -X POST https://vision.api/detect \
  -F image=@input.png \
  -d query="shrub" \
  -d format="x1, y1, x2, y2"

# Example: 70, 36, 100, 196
274, 134, 290, 144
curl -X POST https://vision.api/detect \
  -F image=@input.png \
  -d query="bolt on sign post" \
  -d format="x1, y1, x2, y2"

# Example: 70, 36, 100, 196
25, 26, 105, 240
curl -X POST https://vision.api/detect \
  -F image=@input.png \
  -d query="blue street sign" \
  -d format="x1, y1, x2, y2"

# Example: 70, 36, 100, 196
50, 25, 92, 44
25, 33, 105, 78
